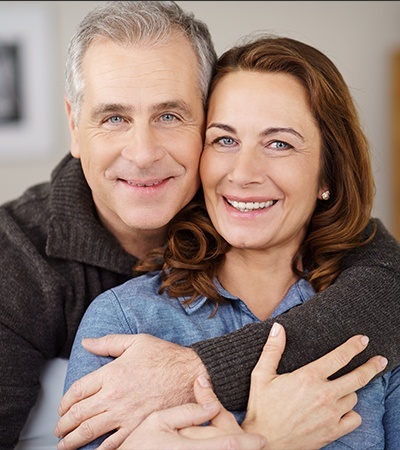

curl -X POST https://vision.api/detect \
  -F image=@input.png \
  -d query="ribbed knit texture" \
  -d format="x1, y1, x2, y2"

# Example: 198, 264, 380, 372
192, 220, 400, 410
0, 154, 137, 449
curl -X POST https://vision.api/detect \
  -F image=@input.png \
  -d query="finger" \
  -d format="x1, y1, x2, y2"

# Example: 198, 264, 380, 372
56, 386, 113, 440
56, 413, 114, 448
335, 392, 358, 417
57, 412, 117, 450
252, 322, 286, 379
194, 375, 239, 430
82, 334, 136, 357
153, 402, 221, 430
303, 335, 371, 379
96, 428, 131, 450
184, 433, 266, 450
334, 410, 362, 442
329, 354, 388, 396
57, 371, 102, 418
194, 375, 219, 406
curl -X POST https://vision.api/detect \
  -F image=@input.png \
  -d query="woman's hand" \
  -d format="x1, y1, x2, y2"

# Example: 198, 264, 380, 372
242, 322, 388, 449
116, 375, 265, 450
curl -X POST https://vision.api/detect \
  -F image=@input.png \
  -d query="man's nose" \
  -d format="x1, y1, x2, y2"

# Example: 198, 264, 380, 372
121, 126, 165, 167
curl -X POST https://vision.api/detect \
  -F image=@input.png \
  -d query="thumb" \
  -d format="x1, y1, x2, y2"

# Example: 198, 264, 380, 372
193, 375, 221, 410
82, 333, 135, 357
194, 374, 239, 430
253, 323, 286, 379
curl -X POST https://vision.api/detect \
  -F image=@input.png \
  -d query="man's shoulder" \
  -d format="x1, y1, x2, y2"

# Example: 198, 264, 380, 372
0, 154, 76, 223
0, 181, 51, 233
343, 218, 400, 270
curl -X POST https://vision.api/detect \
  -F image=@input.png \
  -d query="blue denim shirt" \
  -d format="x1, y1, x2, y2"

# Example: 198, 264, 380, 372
65, 271, 400, 449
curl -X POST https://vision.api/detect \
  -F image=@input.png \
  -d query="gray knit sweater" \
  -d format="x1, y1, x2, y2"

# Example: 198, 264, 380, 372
1, 154, 399, 448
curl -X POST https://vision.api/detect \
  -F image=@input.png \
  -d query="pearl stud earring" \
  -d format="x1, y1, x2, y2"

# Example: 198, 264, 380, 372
321, 190, 330, 201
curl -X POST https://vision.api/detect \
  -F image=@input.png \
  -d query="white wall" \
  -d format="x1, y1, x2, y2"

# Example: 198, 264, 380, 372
1, 1, 399, 233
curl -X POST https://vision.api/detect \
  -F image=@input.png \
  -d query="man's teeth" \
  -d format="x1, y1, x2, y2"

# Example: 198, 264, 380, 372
227, 199, 275, 212
127, 180, 162, 187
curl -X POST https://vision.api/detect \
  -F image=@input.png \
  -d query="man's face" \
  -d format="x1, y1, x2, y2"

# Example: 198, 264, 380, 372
65, 35, 204, 248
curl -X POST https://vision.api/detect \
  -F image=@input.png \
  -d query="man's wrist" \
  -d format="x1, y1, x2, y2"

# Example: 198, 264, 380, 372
173, 346, 209, 403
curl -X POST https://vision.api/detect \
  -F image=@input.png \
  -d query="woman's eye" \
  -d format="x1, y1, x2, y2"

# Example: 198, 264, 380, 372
214, 136, 236, 147
271, 140, 292, 150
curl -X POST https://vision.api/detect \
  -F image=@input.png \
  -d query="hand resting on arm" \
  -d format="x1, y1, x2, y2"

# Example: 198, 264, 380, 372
55, 324, 387, 449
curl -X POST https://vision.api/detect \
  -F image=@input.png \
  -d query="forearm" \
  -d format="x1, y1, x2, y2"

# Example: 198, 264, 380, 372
192, 267, 400, 410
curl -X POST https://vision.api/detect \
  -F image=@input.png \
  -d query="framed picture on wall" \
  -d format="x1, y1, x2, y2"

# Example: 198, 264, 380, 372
0, 3, 55, 161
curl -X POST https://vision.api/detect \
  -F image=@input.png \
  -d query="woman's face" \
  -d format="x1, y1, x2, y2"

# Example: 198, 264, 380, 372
201, 71, 324, 254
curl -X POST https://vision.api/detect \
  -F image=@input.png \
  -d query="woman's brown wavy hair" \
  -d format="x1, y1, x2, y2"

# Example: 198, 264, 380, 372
136, 34, 376, 309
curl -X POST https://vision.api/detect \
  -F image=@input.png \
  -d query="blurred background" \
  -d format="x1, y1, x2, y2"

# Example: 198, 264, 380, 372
0, 1, 399, 237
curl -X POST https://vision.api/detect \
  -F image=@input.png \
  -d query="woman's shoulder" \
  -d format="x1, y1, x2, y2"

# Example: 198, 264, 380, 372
108, 270, 163, 299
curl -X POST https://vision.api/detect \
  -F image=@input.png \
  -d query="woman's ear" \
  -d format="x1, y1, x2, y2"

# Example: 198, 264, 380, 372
318, 187, 330, 201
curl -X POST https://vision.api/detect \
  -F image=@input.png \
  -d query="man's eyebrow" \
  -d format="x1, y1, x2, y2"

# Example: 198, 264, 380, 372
91, 100, 193, 119
91, 103, 133, 120
151, 100, 193, 116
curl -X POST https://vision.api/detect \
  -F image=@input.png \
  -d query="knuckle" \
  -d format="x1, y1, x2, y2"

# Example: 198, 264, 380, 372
351, 392, 358, 408
221, 436, 241, 450
101, 434, 123, 450
317, 389, 335, 407
295, 369, 315, 387
71, 379, 85, 399
107, 385, 125, 401
79, 420, 96, 440
333, 348, 351, 368
354, 368, 370, 388
345, 410, 362, 431
70, 403, 85, 422
250, 365, 263, 383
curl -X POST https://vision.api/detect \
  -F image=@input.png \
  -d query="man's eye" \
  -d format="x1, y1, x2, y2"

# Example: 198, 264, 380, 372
107, 116, 123, 124
160, 113, 177, 122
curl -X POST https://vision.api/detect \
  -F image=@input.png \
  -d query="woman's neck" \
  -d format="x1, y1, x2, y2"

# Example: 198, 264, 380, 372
218, 247, 300, 321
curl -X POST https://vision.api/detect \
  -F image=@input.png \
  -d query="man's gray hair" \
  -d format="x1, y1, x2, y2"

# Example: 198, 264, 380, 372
65, 1, 217, 122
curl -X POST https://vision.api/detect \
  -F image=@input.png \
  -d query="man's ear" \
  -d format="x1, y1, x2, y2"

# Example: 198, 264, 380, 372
64, 96, 80, 159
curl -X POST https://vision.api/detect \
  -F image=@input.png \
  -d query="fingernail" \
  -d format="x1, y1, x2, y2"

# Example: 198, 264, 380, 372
270, 322, 281, 337
361, 335, 369, 346
380, 357, 388, 368
198, 374, 211, 388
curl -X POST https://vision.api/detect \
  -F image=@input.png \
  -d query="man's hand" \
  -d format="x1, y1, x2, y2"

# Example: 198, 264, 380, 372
242, 322, 388, 449
116, 375, 266, 450
55, 334, 206, 450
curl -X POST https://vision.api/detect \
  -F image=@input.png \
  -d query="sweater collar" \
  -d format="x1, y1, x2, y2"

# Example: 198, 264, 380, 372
46, 154, 137, 275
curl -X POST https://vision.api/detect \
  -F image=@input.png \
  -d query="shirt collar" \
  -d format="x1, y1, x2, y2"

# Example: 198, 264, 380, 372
180, 277, 315, 317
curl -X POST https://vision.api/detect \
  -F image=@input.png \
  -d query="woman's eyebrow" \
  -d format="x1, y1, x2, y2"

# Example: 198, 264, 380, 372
260, 127, 305, 141
206, 122, 236, 133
